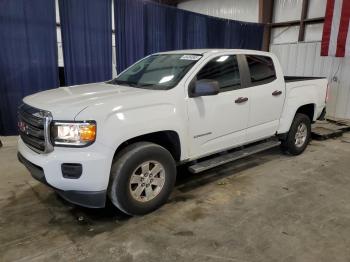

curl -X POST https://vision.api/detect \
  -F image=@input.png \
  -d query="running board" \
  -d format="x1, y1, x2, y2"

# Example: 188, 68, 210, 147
188, 140, 281, 174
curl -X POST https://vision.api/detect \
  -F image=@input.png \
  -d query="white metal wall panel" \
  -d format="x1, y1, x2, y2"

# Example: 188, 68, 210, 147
177, 0, 259, 22
55, 0, 60, 23
56, 27, 62, 43
273, 0, 303, 22
286, 43, 297, 75
112, 47, 117, 78
304, 23, 323, 42
58, 42, 64, 67
312, 43, 322, 75
307, 0, 327, 18
272, 0, 326, 45
111, 0, 117, 77
271, 26, 300, 44
55, 0, 63, 67
271, 24, 323, 45
335, 58, 350, 119
270, 42, 350, 119
296, 43, 307, 75
111, 0, 115, 31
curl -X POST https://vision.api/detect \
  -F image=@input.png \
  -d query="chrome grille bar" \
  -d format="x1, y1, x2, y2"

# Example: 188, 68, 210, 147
18, 104, 53, 154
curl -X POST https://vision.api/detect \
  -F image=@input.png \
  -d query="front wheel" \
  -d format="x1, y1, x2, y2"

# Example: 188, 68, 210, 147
281, 113, 311, 155
108, 142, 176, 215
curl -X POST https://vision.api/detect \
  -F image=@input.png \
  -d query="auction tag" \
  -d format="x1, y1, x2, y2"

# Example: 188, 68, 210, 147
180, 55, 202, 61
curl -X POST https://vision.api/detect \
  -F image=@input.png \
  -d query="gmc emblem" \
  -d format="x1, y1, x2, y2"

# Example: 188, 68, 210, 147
18, 121, 29, 134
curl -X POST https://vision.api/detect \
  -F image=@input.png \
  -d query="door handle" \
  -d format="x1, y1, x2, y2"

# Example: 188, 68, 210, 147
272, 90, 282, 96
235, 97, 248, 103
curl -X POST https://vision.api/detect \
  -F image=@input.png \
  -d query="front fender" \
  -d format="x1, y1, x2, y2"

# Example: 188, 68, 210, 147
76, 102, 187, 160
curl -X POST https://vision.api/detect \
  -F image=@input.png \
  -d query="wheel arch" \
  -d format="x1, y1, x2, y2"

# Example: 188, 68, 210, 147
295, 103, 316, 122
278, 103, 316, 137
113, 130, 181, 162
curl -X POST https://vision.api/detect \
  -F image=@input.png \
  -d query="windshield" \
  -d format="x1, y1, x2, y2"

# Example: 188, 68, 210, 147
108, 54, 202, 90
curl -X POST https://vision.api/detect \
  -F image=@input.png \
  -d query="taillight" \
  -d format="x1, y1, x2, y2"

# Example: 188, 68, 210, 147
325, 83, 330, 103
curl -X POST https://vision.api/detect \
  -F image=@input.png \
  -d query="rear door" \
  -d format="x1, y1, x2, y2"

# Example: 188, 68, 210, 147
243, 55, 286, 142
187, 54, 250, 158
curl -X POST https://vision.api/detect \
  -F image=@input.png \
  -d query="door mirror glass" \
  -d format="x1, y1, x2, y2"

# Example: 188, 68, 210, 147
190, 79, 219, 97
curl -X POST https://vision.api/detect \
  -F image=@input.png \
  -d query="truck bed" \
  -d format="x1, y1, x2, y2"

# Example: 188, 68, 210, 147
284, 76, 327, 83
282, 77, 328, 125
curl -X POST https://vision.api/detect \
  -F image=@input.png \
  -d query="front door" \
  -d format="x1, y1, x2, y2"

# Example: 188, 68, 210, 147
188, 54, 250, 159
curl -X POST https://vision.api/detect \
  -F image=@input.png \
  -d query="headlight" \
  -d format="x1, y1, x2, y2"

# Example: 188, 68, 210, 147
51, 121, 96, 147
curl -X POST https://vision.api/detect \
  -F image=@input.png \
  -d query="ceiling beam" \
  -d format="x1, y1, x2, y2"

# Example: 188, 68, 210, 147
270, 17, 324, 28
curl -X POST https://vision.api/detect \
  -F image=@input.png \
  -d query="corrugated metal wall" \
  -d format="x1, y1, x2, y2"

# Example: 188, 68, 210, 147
177, 0, 259, 22
271, 0, 326, 44
177, 0, 350, 120
271, 42, 350, 119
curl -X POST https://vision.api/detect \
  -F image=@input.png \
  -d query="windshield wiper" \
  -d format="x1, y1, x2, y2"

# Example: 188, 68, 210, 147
110, 79, 138, 87
138, 83, 156, 87
108, 79, 169, 90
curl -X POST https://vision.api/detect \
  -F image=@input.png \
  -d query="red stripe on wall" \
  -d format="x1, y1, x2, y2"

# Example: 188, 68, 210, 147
321, 0, 335, 56
336, 0, 350, 57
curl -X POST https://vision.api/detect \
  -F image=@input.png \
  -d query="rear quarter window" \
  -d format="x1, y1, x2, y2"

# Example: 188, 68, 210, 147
246, 55, 276, 86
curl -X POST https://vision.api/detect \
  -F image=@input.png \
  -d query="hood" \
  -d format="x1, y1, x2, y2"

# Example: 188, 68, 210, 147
23, 82, 153, 119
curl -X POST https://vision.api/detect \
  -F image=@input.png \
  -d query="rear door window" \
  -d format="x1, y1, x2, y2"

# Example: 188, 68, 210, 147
246, 55, 276, 86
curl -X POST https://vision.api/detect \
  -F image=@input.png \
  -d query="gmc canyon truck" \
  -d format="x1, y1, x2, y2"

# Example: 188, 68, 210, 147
17, 49, 327, 215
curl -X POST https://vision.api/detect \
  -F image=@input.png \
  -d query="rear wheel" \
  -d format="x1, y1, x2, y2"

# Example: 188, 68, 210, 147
108, 142, 176, 215
281, 113, 311, 155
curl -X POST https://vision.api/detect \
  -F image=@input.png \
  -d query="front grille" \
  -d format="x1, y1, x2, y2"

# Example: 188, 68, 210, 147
18, 104, 53, 153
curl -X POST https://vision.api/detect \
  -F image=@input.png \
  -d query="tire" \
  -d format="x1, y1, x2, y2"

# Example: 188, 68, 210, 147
108, 142, 176, 215
281, 113, 311, 155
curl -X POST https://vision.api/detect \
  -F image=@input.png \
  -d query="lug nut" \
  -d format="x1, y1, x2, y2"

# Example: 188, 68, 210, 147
141, 183, 145, 187
150, 179, 153, 183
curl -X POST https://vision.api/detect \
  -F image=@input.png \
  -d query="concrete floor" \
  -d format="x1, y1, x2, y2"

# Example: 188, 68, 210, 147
1, 135, 350, 262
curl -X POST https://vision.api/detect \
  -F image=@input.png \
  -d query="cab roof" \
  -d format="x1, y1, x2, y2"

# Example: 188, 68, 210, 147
156, 49, 272, 57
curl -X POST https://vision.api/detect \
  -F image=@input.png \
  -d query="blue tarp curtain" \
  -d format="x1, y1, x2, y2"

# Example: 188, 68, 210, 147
0, 0, 263, 135
59, 0, 112, 86
0, 0, 59, 136
115, 0, 264, 73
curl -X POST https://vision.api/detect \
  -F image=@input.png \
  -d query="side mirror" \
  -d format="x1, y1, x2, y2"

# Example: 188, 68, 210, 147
190, 79, 219, 98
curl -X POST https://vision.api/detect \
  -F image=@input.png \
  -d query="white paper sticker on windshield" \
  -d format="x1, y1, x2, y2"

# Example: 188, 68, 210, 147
180, 55, 201, 61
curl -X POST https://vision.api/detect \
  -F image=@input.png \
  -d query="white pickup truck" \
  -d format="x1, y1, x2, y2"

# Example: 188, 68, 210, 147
17, 49, 327, 215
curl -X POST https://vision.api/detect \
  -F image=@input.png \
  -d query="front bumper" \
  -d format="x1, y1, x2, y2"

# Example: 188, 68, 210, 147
18, 152, 106, 208
17, 137, 114, 208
